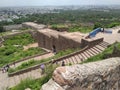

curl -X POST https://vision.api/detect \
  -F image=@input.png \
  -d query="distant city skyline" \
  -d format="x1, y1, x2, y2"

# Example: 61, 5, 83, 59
0, 0, 120, 7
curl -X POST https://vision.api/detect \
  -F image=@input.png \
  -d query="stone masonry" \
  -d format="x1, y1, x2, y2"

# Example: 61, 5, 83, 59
41, 57, 120, 90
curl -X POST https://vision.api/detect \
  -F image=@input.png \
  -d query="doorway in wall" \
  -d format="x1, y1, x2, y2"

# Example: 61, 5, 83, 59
52, 45, 56, 53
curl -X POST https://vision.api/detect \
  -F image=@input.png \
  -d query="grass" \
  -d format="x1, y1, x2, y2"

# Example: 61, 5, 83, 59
9, 64, 58, 90
0, 47, 45, 67
8, 48, 80, 73
0, 28, 31, 36
0, 32, 45, 67
68, 25, 93, 33
4, 33, 35, 46
50, 24, 93, 33
83, 42, 120, 63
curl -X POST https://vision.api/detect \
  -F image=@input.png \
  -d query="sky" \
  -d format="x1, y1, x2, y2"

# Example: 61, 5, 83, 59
0, 0, 120, 7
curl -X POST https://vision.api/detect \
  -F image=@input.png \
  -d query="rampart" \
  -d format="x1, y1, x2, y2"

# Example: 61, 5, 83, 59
41, 57, 120, 90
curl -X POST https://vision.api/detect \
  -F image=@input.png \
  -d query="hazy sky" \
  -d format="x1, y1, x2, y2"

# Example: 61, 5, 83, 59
0, 0, 120, 7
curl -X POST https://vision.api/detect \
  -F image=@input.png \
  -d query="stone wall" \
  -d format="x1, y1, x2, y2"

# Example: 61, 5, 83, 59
81, 38, 103, 48
3, 24, 23, 31
36, 31, 81, 52
41, 57, 120, 90
59, 35, 80, 51
22, 22, 47, 30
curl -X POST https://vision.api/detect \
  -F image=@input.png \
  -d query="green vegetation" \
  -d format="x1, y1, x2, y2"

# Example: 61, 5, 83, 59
69, 25, 93, 33
9, 64, 58, 90
4, 33, 35, 46
0, 47, 45, 67
8, 48, 80, 73
83, 42, 120, 63
0, 33, 45, 67
1, 9, 120, 33
51, 24, 93, 33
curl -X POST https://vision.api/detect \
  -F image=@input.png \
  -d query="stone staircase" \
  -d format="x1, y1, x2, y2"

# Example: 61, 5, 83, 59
0, 41, 110, 89
55, 41, 110, 65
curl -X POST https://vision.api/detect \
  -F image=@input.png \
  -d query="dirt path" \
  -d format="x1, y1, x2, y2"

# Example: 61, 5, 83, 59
10, 52, 54, 68
0, 52, 54, 89
23, 43, 38, 51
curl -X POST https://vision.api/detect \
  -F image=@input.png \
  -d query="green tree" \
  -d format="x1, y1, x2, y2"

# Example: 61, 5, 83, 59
93, 22, 102, 29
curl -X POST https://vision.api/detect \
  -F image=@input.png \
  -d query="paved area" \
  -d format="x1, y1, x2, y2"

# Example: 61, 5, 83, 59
23, 43, 38, 51
95, 27, 120, 44
0, 68, 43, 89
0, 52, 54, 89
10, 52, 54, 68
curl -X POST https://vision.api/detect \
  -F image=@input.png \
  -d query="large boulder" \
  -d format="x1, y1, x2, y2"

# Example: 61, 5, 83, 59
41, 57, 120, 90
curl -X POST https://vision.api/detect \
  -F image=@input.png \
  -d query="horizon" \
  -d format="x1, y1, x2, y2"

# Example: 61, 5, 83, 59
0, 0, 120, 7
0, 4, 120, 8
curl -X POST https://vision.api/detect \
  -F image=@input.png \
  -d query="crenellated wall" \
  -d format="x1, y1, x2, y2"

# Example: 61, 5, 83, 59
41, 57, 120, 90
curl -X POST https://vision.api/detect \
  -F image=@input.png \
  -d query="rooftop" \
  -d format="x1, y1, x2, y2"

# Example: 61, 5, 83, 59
38, 29, 63, 38
61, 32, 86, 43
22, 22, 46, 30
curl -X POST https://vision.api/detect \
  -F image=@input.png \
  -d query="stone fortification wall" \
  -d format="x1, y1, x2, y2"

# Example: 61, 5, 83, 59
36, 31, 81, 52
3, 24, 23, 31
81, 38, 103, 48
41, 57, 120, 90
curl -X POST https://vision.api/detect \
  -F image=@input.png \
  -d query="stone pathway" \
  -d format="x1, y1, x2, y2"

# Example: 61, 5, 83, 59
23, 43, 38, 51
0, 52, 54, 89
0, 68, 43, 89
10, 52, 54, 68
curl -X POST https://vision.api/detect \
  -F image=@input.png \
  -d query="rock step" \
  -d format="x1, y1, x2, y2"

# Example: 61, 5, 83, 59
95, 45, 105, 51
89, 48, 99, 54
99, 42, 109, 48
103, 41, 110, 46
92, 47, 102, 53
83, 51, 91, 58
87, 48, 98, 56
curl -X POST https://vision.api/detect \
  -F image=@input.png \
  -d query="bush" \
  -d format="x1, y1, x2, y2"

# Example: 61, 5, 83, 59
4, 33, 35, 46
0, 46, 45, 67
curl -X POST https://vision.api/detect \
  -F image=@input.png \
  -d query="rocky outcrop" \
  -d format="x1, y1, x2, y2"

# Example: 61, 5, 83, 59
41, 57, 120, 90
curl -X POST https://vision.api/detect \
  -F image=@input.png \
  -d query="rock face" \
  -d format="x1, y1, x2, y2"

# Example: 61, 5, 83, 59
41, 57, 120, 90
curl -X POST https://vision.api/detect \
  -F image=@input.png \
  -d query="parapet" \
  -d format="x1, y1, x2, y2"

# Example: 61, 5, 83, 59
41, 57, 120, 90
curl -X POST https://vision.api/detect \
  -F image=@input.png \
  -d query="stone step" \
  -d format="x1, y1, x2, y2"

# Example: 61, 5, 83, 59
79, 53, 88, 60
65, 58, 70, 65
72, 56, 79, 64
89, 48, 99, 54
103, 41, 110, 46
68, 57, 75, 65
92, 47, 102, 53
85, 50, 94, 57
95, 45, 105, 51
99, 42, 108, 48
75, 55, 82, 63
87, 48, 97, 56
83, 51, 91, 59
77, 53, 84, 62
74, 55, 80, 64
65, 58, 72, 65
